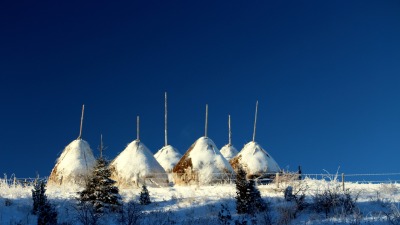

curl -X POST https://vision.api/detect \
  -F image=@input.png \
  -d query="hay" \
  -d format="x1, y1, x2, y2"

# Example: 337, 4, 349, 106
110, 140, 168, 188
48, 139, 96, 186
172, 137, 235, 185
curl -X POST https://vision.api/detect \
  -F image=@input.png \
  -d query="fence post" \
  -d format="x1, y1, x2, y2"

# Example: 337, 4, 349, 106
342, 173, 345, 191
276, 173, 280, 189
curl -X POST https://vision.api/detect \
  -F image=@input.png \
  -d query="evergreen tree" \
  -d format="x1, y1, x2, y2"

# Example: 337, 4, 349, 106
248, 180, 267, 213
32, 181, 46, 215
235, 167, 250, 214
235, 167, 267, 214
78, 157, 122, 214
31, 181, 58, 225
139, 184, 151, 205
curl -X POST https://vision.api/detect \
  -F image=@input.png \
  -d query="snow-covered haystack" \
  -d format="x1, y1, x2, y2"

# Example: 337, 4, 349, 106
48, 139, 96, 186
230, 141, 280, 178
220, 115, 238, 160
154, 145, 182, 173
220, 144, 239, 161
172, 137, 235, 185
110, 140, 168, 188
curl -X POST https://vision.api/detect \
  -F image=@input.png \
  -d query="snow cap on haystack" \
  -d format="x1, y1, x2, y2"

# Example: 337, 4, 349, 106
154, 92, 182, 173
173, 105, 234, 185
154, 145, 182, 173
220, 115, 238, 160
110, 116, 168, 188
230, 101, 280, 177
230, 141, 280, 177
48, 105, 96, 186
220, 144, 238, 161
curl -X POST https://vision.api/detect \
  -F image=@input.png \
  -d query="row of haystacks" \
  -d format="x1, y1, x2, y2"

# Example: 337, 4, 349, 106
47, 135, 280, 188
47, 99, 281, 188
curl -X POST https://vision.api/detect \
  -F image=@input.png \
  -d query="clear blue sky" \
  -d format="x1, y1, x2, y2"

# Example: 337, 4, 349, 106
1, 1, 400, 178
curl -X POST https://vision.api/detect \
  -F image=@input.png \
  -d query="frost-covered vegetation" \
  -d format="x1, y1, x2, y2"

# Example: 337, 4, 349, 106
1, 176, 400, 224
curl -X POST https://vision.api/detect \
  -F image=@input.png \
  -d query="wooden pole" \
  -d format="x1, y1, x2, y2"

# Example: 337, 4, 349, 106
342, 173, 345, 191
205, 104, 208, 138
137, 116, 140, 141
100, 134, 103, 158
78, 104, 85, 140
165, 92, 168, 146
276, 172, 280, 189
252, 101, 258, 142
228, 115, 232, 145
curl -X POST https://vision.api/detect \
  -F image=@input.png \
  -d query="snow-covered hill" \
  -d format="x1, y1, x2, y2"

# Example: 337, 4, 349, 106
1, 178, 400, 224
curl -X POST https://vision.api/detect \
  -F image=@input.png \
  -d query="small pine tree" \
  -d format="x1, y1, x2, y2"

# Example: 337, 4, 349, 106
139, 184, 151, 205
78, 157, 122, 214
38, 201, 58, 225
32, 181, 46, 215
248, 180, 267, 213
235, 167, 250, 214
32, 181, 58, 225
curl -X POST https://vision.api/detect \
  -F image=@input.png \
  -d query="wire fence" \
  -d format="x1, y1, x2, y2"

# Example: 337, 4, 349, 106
2, 172, 400, 187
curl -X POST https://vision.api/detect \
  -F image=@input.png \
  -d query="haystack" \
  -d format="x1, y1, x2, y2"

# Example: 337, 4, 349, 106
220, 144, 239, 161
220, 115, 238, 160
48, 105, 96, 186
154, 93, 182, 176
48, 139, 96, 186
110, 116, 168, 188
230, 141, 280, 178
110, 140, 169, 187
229, 101, 281, 178
154, 145, 182, 173
173, 137, 235, 185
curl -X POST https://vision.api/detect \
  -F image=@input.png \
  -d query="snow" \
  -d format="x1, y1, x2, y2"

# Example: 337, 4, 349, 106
174, 137, 234, 184
220, 144, 238, 160
232, 141, 280, 176
48, 139, 96, 186
2, 178, 400, 224
154, 145, 182, 173
110, 140, 168, 187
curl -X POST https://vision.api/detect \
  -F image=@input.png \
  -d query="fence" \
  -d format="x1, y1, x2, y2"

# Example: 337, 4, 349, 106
2, 172, 400, 188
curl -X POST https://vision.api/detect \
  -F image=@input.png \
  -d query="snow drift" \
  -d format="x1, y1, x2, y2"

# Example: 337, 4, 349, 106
173, 137, 235, 185
230, 141, 280, 178
48, 139, 96, 186
110, 140, 168, 188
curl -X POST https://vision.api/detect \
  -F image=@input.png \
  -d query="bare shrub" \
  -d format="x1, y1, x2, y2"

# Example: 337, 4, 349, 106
75, 202, 101, 225
276, 202, 296, 225
118, 201, 142, 225
312, 187, 358, 218
384, 203, 400, 225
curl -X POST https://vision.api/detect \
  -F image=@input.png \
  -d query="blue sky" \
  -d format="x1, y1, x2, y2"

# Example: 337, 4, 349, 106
1, 1, 400, 178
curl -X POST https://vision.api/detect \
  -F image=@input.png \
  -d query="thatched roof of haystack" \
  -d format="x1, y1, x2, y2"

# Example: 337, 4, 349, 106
48, 139, 96, 186
172, 137, 235, 185
110, 140, 168, 188
220, 144, 239, 161
230, 141, 280, 178
154, 145, 182, 173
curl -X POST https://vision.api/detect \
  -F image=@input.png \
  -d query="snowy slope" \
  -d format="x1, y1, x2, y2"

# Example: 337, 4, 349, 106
48, 139, 96, 186
1, 178, 400, 224
173, 137, 234, 185
110, 140, 168, 187
154, 145, 182, 173
220, 144, 239, 161
230, 141, 280, 177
